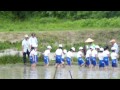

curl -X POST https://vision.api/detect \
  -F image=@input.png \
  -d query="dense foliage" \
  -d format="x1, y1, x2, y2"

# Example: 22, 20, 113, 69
1, 11, 120, 20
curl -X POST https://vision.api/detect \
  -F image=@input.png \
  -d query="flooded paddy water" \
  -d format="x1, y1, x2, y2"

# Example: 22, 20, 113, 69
0, 64, 120, 79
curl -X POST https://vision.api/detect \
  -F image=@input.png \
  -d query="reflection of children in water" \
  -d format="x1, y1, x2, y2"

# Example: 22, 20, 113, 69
23, 65, 28, 79
44, 68, 51, 79
29, 67, 38, 79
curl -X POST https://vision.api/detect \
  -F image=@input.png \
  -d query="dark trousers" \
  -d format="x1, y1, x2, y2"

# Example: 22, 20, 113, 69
23, 49, 30, 64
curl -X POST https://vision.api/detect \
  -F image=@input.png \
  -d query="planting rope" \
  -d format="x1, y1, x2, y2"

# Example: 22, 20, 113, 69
69, 70, 73, 79
53, 67, 57, 79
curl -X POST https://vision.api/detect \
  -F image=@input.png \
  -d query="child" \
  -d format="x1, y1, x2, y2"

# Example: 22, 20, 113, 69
103, 46, 110, 69
111, 47, 118, 70
43, 46, 52, 67
66, 47, 75, 66
91, 46, 98, 69
29, 44, 38, 68
61, 49, 67, 67
85, 47, 92, 68
98, 48, 105, 70
77, 47, 84, 67
55, 44, 63, 68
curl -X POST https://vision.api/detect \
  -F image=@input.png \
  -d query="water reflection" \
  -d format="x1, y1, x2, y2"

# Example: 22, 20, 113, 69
78, 70, 84, 79
23, 65, 28, 79
44, 68, 51, 79
0, 64, 120, 79
29, 66, 38, 79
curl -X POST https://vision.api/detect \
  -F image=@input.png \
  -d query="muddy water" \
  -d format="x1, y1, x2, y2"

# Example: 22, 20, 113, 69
0, 64, 120, 79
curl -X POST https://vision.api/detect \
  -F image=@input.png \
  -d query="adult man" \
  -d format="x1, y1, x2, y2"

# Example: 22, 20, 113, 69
29, 33, 38, 50
110, 39, 119, 54
22, 34, 31, 65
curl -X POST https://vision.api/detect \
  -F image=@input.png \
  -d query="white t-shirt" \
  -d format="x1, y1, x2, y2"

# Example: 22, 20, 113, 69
44, 50, 50, 56
91, 50, 97, 57
62, 53, 66, 59
30, 50, 35, 56
77, 51, 83, 58
55, 49, 63, 56
111, 52, 118, 60
29, 37, 38, 47
86, 49, 92, 58
22, 39, 31, 52
103, 50, 110, 57
113, 43, 119, 54
98, 52, 104, 60
66, 51, 73, 58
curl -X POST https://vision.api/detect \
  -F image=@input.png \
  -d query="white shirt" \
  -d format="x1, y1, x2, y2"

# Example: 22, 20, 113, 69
66, 51, 73, 58
91, 50, 97, 57
55, 49, 63, 56
22, 39, 31, 52
113, 43, 119, 54
103, 50, 110, 57
86, 49, 92, 58
111, 52, 118, 60
44, 50, 50, 56
98, 52, 104, 60
30, 50, 35, 56
62, 53, 66, 59
29, 37, 38, 47
77, 51, 83, 58
34, 50, 38, 55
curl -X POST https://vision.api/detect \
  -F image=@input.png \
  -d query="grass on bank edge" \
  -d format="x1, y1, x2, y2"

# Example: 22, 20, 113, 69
0, 55, 120, 65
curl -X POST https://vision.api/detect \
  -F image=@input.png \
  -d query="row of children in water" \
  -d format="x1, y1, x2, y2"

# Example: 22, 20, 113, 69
29, 44, 119, 69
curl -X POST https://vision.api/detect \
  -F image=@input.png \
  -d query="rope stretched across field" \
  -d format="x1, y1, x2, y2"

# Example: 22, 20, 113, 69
69, 70, 73, 79
53, 67, 57, 79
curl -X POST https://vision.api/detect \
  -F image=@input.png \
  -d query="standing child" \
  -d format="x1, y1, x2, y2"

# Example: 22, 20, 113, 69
77, 47, 85, 67
111, 47, 119, 71
98, 48, 105, 70
91, 46, 98, 69
85, 47, 92, 68
61, 49, 67, 67
43, 46, 52, 67
29, 44, 38, 68
66, 47, 75, 67
55, 44, 63, 68
103, 46, 110, 69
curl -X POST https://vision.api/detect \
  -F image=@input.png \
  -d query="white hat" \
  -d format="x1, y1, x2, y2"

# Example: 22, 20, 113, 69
110, 39, 116, 43
24, 34, 29, 37
32, 44, 38, 47
111, 47, 116, 50
85, 38, 94, 43
47, 46, 52, 49
95, 45, 100, 49
71, 47, 75, 51
79, 47, 83, 50
63, 49, 67, 54
100, 48, 104, 51
59, 44, 63, 48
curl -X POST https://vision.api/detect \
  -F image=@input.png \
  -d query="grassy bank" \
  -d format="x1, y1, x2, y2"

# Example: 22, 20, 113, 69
0, 17, 120, 31
0, 29, 120, 52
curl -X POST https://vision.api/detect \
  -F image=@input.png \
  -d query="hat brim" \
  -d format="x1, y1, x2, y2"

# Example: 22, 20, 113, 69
85, 38, 94, 43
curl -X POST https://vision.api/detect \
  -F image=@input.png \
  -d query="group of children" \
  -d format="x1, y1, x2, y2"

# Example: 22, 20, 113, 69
43, 44, 119, 70
29, 43, 119, 70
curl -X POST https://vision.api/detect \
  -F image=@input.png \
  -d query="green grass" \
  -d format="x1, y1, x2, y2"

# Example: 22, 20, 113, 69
0, 55, 119, 65
1, 17, 120, 32
0, 29, 120, 52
